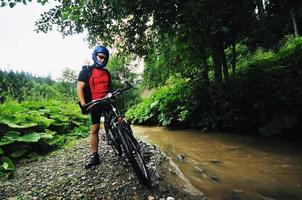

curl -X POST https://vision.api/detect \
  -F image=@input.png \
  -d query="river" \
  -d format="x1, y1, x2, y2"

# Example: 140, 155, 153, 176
132, 126, 302, 200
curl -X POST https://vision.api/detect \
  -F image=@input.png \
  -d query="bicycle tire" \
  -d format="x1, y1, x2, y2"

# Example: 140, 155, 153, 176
117, 123, 151, 186
105, 127, 122, 157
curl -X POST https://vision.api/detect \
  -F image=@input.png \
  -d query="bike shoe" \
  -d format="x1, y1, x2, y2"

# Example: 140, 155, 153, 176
85, 153, 100, 169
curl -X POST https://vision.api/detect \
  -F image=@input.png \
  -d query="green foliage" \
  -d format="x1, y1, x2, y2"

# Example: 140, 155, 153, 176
128, 36, 302, 138
9, 148, 27, 158
1, 156, 15, 171
106, 54, 142, 112
0, 100, 89, 176
277, 35, 302, 59
224, 37, 302, 134
0, 68, 79, 102
143, 36, 204, 88
127, 75, 193, 126
0, 70, 57, 102
55, 68, 78, 101
16, 132, 41, 143
107, 54, 137, 84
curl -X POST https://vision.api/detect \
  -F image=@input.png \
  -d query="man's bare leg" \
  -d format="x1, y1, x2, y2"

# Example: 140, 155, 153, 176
90, 123, 100, 153
85, 123, 101, 169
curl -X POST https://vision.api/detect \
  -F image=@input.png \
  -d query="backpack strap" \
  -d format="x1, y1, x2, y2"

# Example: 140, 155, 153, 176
79, 65, 93, 104
81, 65, 92, 83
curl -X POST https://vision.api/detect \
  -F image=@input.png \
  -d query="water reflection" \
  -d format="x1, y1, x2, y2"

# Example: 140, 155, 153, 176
133, 126, 302, 200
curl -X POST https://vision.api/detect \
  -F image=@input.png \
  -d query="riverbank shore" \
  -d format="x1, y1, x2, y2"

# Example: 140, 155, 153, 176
0, 135, 206, 200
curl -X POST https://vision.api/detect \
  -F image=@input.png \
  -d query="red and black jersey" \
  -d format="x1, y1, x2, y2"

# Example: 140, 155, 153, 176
89, 68, 110, 100
77, 66, 111, 102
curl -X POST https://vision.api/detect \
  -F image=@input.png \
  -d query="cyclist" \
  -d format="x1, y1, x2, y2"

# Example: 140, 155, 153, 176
77, 45, 111, 169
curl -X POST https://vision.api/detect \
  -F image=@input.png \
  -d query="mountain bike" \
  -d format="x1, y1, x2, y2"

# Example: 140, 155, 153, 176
83, 82, 151, 186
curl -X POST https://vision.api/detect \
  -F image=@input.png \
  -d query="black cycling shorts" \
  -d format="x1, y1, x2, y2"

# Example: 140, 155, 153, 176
90, 103, 103, 124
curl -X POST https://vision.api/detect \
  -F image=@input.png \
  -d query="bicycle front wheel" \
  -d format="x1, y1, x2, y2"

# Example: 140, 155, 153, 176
105, 127, 122, 157
117, 123, 151, 186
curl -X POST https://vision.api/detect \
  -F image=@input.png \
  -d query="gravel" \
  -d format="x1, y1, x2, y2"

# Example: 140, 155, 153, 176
0, 135, 206, 200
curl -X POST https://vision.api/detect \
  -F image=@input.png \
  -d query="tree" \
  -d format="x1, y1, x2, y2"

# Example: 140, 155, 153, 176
247, 0, 302, 49
3, 0, 301, 88
59, 68, 77, 83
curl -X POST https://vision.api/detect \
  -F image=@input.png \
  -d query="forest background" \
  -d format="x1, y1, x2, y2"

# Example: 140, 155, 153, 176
0, 0, 301, 176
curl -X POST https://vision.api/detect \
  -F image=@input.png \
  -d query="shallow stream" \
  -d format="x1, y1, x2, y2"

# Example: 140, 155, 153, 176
132, 126, 302, 200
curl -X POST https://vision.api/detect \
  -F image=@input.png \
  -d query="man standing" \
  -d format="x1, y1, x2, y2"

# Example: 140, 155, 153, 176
77, 45, 111, 168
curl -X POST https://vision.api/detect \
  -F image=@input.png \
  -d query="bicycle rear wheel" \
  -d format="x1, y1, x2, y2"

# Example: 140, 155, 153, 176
117, 123, 151, 186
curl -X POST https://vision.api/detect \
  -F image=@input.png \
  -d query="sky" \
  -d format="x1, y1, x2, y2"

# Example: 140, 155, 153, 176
0, 1, 92, 80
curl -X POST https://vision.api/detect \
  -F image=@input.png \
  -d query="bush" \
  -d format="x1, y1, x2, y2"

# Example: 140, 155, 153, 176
126, 75, 193, 126
0, 100, 89, 176
128, 36, 302, 137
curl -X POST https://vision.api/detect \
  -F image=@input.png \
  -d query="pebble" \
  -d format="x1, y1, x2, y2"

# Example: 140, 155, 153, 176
177, 154, 186, 160
208, 159, 221, 164
210, 175, 219, 182
148, 195, 155, 200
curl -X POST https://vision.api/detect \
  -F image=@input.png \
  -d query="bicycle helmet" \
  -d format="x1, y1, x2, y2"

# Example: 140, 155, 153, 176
92, 45, 110, 69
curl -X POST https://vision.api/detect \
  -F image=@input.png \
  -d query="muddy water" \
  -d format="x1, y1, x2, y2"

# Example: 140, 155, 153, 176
132, 126, 302, 200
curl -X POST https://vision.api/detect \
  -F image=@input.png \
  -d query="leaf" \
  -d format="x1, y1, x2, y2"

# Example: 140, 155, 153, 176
150, 101, 159, 109
1, 120, 38, 129
52, 122, 68, 126
40, 132, 53, 139
27, 152, 40, 161
10, 149, 27, 158
71, 120, 82, 126
1, 120, 20, 128
50, 114, 69, 122
1, 156, 15, 171
162, 118, 172, 126
0, 148, 3, 155
16, 133, 41, 143
4, 131, 21, 140
0, 138, 14, 146
61, 12, 69, 20
9, 2, 16, 8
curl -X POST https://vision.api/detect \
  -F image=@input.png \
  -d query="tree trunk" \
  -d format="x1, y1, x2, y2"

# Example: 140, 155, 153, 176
231, 41, 237, 80
199, 32, 210, 86
202, 55, 209, 85
210, 34, 225, 89
221, 45, 229, 82
290, 8, 299, 36
211, 48, 223, 89
256, 0, 265, 19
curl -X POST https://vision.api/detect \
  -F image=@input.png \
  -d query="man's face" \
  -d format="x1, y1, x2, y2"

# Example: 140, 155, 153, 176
97, 53, 107, 64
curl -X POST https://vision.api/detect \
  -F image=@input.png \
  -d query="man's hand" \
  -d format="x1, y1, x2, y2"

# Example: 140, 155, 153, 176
82, 104, 93, 114
78, 101, 91, 114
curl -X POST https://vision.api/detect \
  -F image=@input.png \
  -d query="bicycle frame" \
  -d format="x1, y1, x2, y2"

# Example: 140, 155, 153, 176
83, 82, 151, 186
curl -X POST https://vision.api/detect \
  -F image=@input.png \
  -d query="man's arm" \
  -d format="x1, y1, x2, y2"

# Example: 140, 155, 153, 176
77, 81, 86, 105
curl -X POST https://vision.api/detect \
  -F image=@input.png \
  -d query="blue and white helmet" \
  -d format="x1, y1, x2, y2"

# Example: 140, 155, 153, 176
92, 45, 110, 69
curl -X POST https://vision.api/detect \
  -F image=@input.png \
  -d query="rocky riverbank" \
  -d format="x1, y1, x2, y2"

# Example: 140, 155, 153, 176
0, 135, 206, 200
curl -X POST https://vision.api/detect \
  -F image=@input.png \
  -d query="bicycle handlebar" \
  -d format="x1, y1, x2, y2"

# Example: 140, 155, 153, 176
83, 81, 133, 108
